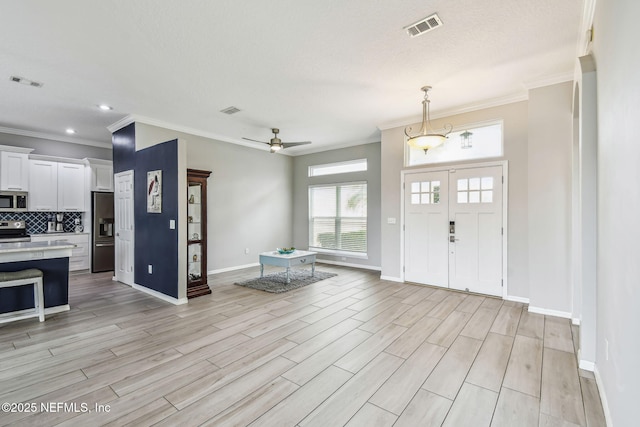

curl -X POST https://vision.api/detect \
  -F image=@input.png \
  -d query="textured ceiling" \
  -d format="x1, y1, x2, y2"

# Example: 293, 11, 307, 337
0, 0, 582, 154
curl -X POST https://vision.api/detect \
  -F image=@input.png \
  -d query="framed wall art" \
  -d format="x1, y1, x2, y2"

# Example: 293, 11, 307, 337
147, 170, 162, 213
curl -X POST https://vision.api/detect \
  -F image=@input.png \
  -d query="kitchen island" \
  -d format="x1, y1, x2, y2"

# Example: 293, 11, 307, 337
0, 240, 75, 317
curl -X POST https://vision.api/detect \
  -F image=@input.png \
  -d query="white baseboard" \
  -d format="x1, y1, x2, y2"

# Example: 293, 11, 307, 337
132, 283, 188, 305
209, 263, 260, 275
316, 259, 381, 271
572, 317, 581, 326
528, 306, 572, 319
46, 304, 71, 315
505, 295, 530, 304
594, 365, 613, 427
380, 275, 403, 283
579, 359, 595, 371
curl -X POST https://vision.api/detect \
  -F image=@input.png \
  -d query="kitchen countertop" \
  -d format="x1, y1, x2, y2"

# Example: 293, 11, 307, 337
0, 240, 76, 254
30, 232, 89, 237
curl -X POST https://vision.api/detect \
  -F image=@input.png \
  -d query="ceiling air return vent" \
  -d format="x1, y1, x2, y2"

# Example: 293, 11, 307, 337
404, 13, 443, 38
220, 106, 241, 115
9, 75, 43, 88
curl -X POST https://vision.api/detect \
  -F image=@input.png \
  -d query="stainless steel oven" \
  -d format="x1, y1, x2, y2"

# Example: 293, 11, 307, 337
0, 191, 28, 212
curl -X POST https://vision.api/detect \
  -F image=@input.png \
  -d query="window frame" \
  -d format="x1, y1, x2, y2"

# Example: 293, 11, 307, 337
308, 158, 368, 177
308, 180, 368, 257
405, 119, 504, 167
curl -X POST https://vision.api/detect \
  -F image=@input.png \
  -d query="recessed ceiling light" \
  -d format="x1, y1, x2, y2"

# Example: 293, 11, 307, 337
98, 104, 113, 111
65, 128, 76, 134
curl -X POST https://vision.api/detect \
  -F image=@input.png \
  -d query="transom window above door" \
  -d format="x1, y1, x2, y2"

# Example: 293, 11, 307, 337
410, 180, 441, 204
456, 176, 494, 203
406, 121, 503, 166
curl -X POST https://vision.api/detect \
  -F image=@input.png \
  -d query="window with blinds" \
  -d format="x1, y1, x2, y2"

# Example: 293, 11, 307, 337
309, 182, 367, 254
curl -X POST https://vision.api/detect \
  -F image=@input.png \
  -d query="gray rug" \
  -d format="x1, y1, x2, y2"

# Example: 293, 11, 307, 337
235, 270, 337, 293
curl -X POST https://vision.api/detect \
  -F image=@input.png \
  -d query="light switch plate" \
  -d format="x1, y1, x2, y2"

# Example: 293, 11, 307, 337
387, 217, 397, 224
169, 220, 175, 229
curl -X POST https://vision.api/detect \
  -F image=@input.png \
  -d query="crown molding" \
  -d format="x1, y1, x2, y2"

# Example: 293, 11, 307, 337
111, 114, 301, 156
522, 72, 574, 90
577, 0, 597, 56
378, 91, 528, 131
0, 126, 111, 149
107, 115, 135, 133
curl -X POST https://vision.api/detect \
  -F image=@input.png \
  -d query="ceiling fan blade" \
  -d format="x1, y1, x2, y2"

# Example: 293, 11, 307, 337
282, 141, 312, 148
241, 137, 269, 145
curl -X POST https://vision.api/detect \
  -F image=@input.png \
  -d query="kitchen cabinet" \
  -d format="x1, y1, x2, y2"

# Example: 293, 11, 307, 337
187, 169, 211, 298
57, 162, 85, 211
29, 158, 85, 212
29, 159, 58, 211
0, 151, 30, 191
85, 159, 113, 192
30, 233, 90, 271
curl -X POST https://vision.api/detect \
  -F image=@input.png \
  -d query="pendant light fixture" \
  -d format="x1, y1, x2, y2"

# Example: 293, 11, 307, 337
460, 130, 473, 149
405, 86, 452, 153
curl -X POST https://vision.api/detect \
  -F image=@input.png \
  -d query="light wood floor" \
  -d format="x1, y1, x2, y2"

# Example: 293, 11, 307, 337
0, 265, 605, 426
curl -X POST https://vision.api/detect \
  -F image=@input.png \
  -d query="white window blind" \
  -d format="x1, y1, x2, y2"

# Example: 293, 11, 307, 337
309, 182, 367, 254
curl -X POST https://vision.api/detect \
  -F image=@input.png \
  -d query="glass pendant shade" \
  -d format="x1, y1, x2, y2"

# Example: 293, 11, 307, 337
407, 134, 446, 150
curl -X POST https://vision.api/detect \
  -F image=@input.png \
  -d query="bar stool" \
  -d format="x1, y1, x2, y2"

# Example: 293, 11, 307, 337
0, 269, 45, 324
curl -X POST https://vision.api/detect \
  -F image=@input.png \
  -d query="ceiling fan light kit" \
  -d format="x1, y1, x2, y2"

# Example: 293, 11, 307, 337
405, 86, 453, 153
242, 128, 311, 154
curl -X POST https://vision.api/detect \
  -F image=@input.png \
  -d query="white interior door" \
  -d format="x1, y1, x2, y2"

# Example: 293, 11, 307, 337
448, 166, 503, 296
404, 171, 449, 287
404, 164, 504, 296
114, 170, 134, 285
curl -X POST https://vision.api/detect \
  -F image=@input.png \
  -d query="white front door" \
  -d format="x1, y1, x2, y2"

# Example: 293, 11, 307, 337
404, 164, 504, 296
114, 170, 134, 285
404, 171, 449, 287
448, 166, 503, 296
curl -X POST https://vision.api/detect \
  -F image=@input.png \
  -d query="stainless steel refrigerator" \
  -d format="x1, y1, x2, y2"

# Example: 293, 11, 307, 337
92, 192, 115, 272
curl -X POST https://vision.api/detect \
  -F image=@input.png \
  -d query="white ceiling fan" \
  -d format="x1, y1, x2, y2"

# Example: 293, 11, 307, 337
242, 128, 311, 153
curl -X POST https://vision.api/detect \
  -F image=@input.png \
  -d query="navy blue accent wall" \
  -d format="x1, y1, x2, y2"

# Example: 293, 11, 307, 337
113, 123, 136, 174
134, 140, 179, 298
0, 257, 70, 314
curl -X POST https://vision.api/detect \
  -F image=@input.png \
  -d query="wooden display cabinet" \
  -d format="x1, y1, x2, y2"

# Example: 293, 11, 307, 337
187, 169, 211, 298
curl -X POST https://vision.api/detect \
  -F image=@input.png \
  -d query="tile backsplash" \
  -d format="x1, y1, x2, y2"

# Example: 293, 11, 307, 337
0, 212, 82, 234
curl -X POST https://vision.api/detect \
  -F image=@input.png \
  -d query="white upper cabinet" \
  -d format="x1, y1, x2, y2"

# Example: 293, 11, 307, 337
90, 163, 113, 192
29, 160, 58, 211
57, 162, 85, 211
0, 151, 30, 191
29, 157, 86, 212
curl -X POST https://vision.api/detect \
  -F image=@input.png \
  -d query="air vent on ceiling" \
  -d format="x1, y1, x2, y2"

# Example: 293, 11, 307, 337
9, 75, 43, 88
220, 106, 241, 115
404, 13, 443, 38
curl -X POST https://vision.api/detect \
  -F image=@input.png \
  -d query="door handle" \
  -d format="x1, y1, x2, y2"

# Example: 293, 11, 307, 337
449, 236, 460, 243
96, 243, 114, 247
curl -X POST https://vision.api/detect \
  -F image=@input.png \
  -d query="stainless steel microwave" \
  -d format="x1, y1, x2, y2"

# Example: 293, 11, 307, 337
0, 191, 28, 212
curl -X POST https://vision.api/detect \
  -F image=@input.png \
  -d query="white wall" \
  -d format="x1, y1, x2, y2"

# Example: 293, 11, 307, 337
527, 82, 574, 314
592, 0, 640, 424
292, 143, 381, 269
381, 101, 530, 298
134, 123, 294, 272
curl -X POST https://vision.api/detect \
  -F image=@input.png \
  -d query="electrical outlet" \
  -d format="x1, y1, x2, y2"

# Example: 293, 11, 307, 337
245, 248, 250, 254
148, 265, 153, 274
